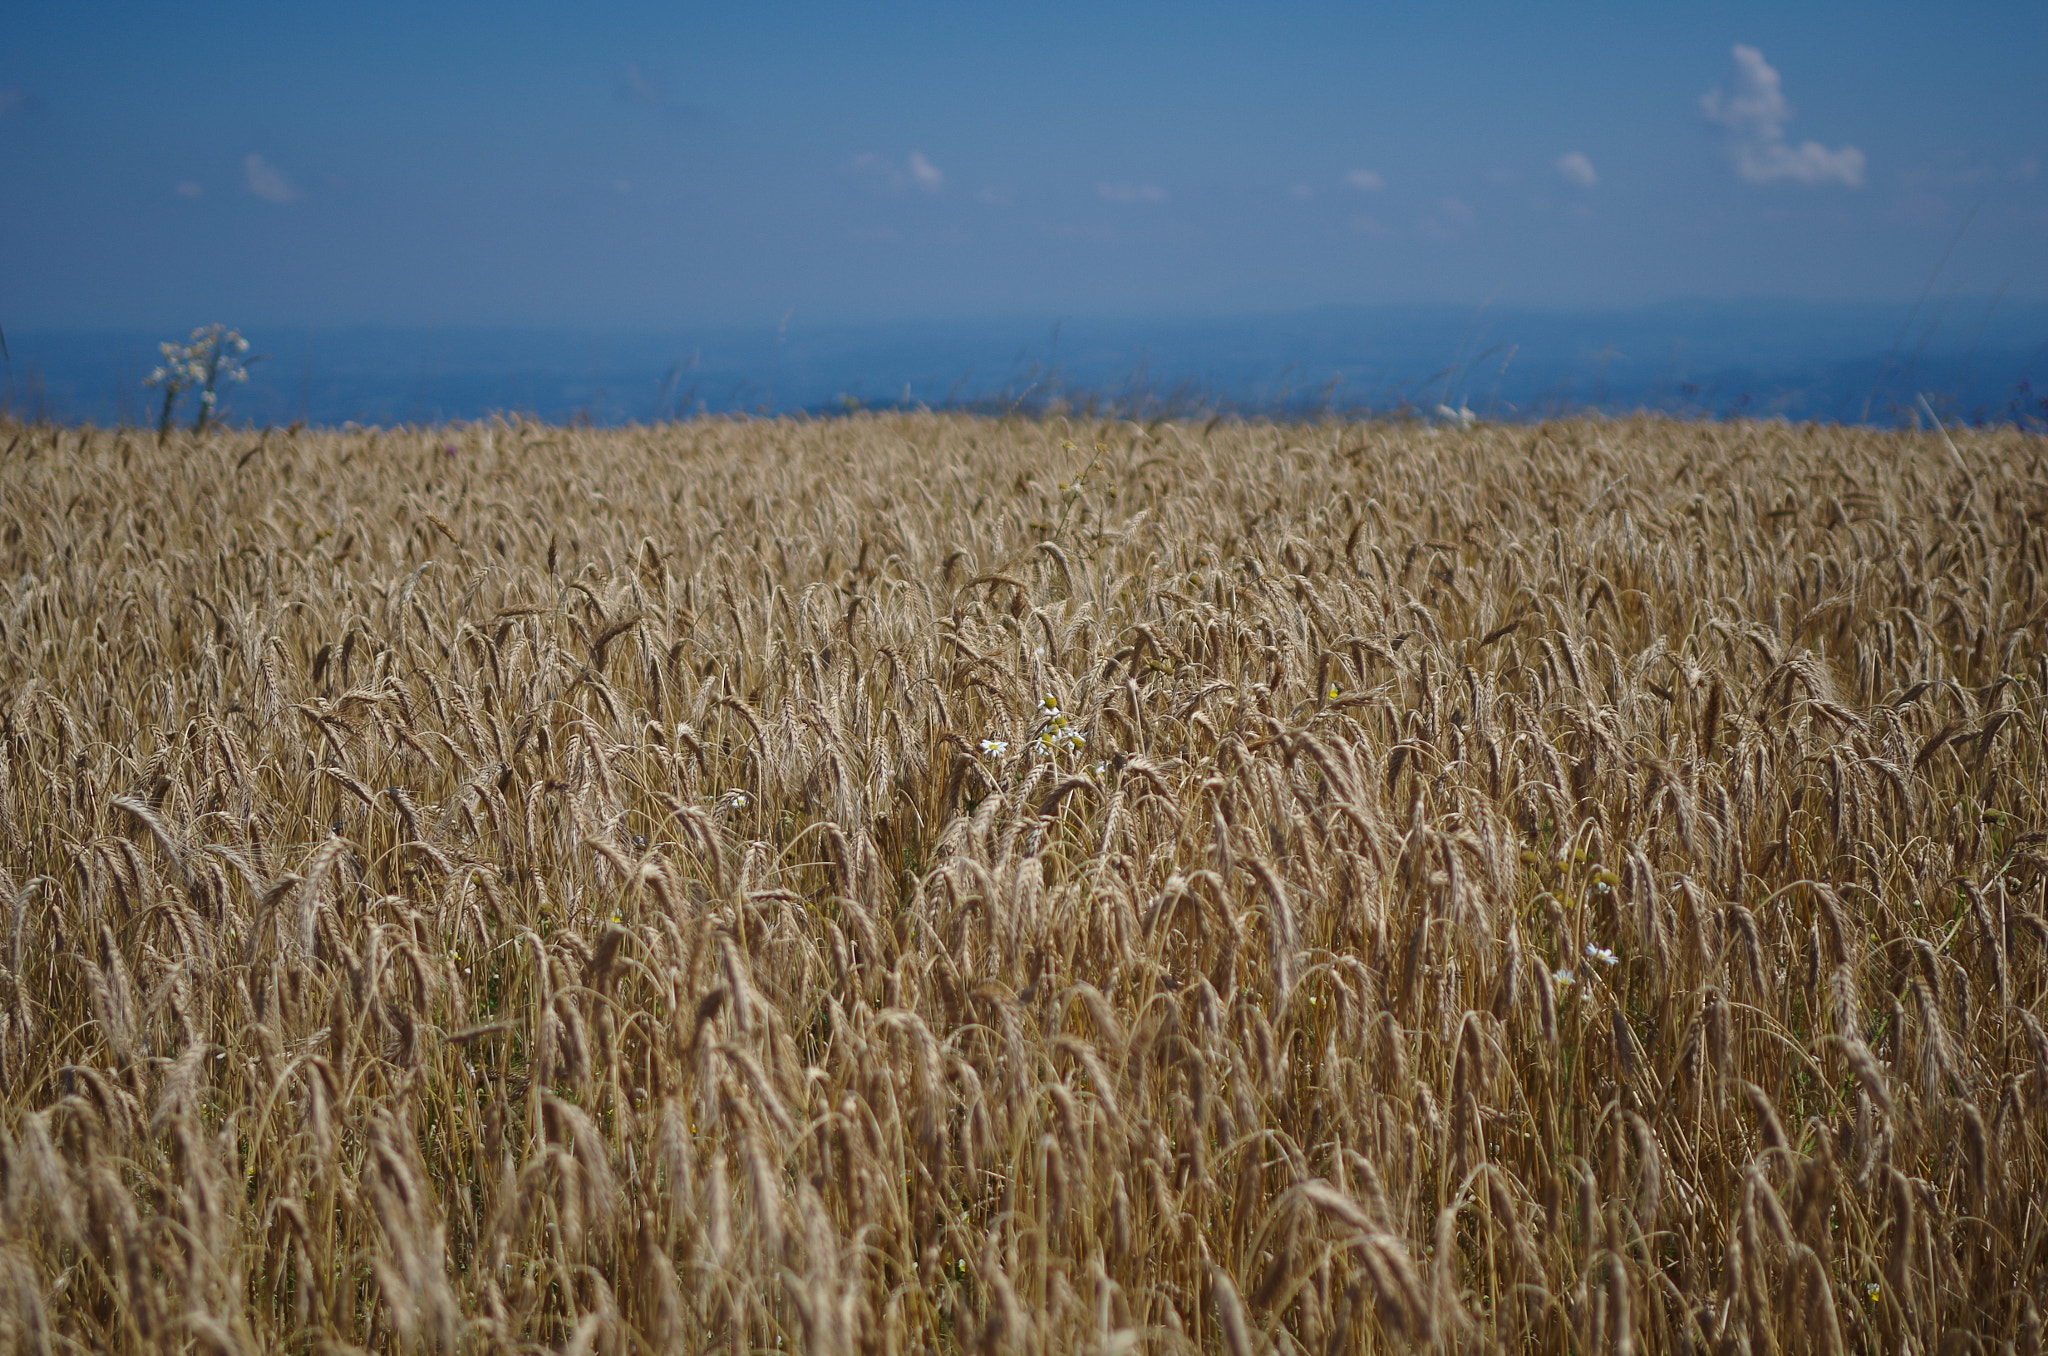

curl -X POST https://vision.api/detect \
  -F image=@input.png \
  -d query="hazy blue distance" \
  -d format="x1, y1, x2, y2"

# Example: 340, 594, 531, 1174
13, 299, 2046, 430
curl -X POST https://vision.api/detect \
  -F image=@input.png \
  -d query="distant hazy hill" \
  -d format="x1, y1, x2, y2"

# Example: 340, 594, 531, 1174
9, 298, 2045, 428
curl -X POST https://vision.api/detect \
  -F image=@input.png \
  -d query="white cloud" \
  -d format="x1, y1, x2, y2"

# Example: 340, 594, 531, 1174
1737, 139, 1867, 187
1555, 152, 1598, 187
1417, 198, 1475, 239
1343, 169, 1384, 191
975, 186, 1013, 206
175, 180, 203, 198
1345, 213, 1388, 236
1701, 45, 1864, 187
2014, 157, 2039, 181
244, 153, 299, 204
1289, 183, 1315, 201
1097, 182, 1168, 204
907, 151, 944, 192
846, 151, 944, 194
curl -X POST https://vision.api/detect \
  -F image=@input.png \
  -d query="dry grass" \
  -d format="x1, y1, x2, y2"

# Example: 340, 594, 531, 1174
0, 412, 2044, 1354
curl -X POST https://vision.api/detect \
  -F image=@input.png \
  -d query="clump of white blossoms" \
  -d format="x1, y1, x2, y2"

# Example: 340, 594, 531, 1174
1040, 728, 1085, 755
1034, 694, 1086, 756
146, 324, 254, 439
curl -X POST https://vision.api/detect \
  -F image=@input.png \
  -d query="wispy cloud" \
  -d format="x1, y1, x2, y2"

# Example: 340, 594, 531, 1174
846, 151, 944, 194
975, 186, 1013, 207
1701, 45, 1864, 187
244, 153, 299, 204
1289, 183, 1315, 202
907, 152, 944, 192
1097, 182, 1167, 204
1343, 169, 1384, 192
619, 63, 664, 106
620, 64, 662, 107
849, 223, 976, 246
1417, 197, 1475, 238
1044, 222, 1116, 242
175, 180, 203, 199
1555, 152, 1598, 187
616, 63, 705, 122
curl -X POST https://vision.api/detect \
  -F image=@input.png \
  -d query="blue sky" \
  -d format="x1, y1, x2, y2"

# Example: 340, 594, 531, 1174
3, 1, 2044, 330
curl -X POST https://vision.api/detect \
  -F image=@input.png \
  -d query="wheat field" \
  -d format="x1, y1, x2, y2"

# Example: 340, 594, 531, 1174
0, 413, 2043, 1354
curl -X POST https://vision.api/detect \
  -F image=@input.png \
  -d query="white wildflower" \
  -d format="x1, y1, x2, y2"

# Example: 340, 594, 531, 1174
1584, 943, 1618, 966
142, 323, 254, 435
980, 739, 1009, 757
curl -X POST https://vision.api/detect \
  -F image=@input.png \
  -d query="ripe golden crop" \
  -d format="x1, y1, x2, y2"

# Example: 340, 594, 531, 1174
0, 413, 2042, 1351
